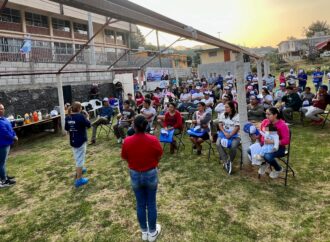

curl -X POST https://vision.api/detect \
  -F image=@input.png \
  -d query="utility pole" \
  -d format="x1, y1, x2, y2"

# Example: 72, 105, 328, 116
156, 30, 162, 68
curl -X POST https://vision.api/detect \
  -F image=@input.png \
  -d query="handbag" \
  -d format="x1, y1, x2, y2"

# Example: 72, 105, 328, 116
159, 128, 175, 143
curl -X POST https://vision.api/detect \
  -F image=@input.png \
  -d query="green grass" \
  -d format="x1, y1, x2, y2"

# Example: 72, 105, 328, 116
0, 122, 329, 242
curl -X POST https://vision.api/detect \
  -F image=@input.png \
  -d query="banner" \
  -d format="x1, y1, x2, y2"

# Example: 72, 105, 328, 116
146, 69, 169, 82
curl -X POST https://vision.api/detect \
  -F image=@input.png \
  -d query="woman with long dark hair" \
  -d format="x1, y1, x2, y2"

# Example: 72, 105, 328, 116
121, 115, 163, 241
189, 102, 212, 155
258, 107, 290, 178
163, 102, 183, 154
135, 91, 145, 113
216, 101, 240, 174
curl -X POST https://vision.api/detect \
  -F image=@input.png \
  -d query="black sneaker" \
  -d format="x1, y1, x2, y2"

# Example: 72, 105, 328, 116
0, 180, 9, 188
4, 179, 16, 185
7, 175, 15, 180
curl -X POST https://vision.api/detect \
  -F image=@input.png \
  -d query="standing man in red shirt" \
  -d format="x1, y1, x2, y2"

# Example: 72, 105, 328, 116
121, 115, 163, 241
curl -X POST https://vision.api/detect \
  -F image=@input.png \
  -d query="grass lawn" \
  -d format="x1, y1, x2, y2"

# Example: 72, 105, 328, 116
0, 121, 329, 242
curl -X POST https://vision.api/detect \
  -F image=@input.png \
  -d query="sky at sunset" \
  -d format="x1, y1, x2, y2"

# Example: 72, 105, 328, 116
129, 0, 330, 48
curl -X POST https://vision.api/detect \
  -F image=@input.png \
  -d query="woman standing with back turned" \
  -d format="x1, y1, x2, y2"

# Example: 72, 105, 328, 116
121, 115, 163, 241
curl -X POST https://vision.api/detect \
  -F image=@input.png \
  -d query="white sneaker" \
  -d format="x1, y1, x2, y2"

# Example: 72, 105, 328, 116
142, 231, 148, 241
269, 167, 283, 179
258, 163, 269, 175
117, 138, 122, 144
148, 224, 161, 242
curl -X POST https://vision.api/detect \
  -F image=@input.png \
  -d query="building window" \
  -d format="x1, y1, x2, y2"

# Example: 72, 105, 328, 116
104, 29, 115, 39
31, 40, 51, 48
54, 42, 73, 54
0, 37, 22, 52
52, 18, 70, 32
25, 12, 48, 28
116, 32, 126, 44
208, 51, 217, 57
73, 22, 88, 35
0, 8, 21, 23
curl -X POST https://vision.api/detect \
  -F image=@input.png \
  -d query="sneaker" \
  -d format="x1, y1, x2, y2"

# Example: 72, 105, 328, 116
117, 138, 122, 144
258, 163, 269, 175
3, 179, 16, 186
82, 167, 87, 174
197, 150, 202, 155
89, 140, 96, 145
148, 224, 161, 242
74, 177, 89, 188
269, 167, 283, 179
226, 160, 232, 175
142, 231, 148, 241
6, 175, 15, 180
0, 180, 10, 188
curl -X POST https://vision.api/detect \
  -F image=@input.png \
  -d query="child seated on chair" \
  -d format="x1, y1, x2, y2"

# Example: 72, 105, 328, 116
255, 123, 279, 162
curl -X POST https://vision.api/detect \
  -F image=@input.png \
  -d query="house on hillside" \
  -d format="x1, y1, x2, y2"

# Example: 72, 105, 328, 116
278, 33, 330, 62
195, 47, 251, 79
132, 50, 188, 68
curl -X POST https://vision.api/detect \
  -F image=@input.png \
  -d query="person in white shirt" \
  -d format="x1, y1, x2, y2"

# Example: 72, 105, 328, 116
274, 83, 286, 105
191, 87, 204, 104
261, 87, 273, 109
140, 99, 156, 132
212, 95, 230, 132
216, 101, 240, 174
327, 72, 330, 92
201, 92, 214, 113
224, 71, 234, 85
178, 88, 192, 111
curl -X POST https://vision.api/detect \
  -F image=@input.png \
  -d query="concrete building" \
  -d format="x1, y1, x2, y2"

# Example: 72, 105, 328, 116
0, 0, 140, 115
196, 47, 236, 64
133, 50, 188, 68
195, 47, 252, 79
278, 34, 330, 62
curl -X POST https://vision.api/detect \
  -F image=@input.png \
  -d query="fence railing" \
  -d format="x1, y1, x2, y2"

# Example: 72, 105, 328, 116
0, 37, 173, 68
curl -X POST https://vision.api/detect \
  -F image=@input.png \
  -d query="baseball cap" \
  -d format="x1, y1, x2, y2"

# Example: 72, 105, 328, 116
196, 86, 201, 90
280, 83, 286, 87
103, 97, 109, 102
224, 86, 230, 90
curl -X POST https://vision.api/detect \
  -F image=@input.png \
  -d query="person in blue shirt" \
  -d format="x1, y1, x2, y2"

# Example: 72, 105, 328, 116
312, 67, 324, 92
298, 69, 308, 91
65, 102, 91, 187
90, 97, 113, 144
215, 74, 224, 90
0, 104, 17, 188
246, 72, 254, 84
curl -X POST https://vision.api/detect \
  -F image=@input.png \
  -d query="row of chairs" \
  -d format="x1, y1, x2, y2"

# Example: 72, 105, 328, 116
96, 109, 295, 187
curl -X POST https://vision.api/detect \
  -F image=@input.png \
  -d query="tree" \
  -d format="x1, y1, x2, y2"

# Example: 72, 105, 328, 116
130, 27, 146, 49
287, 36, 297, 40
304, 20, 330, 38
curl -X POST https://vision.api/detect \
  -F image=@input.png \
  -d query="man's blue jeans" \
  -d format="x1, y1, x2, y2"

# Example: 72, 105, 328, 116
0, 146, 10, 181
130, 168, 158, 233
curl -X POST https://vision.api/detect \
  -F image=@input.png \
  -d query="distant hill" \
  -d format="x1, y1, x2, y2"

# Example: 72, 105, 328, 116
174, 44, 277, 56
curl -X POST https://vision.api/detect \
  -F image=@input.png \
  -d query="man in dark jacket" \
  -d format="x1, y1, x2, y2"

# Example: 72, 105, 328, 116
0, 104, 17, 188
282, 86, 302, 123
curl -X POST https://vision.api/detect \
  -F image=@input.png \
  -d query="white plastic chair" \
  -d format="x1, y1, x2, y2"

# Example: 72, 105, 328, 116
89, 99, 103, 118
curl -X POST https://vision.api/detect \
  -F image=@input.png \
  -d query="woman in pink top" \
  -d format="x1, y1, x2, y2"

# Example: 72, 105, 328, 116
279, 71, 286, 85
258, 107, 290, 178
